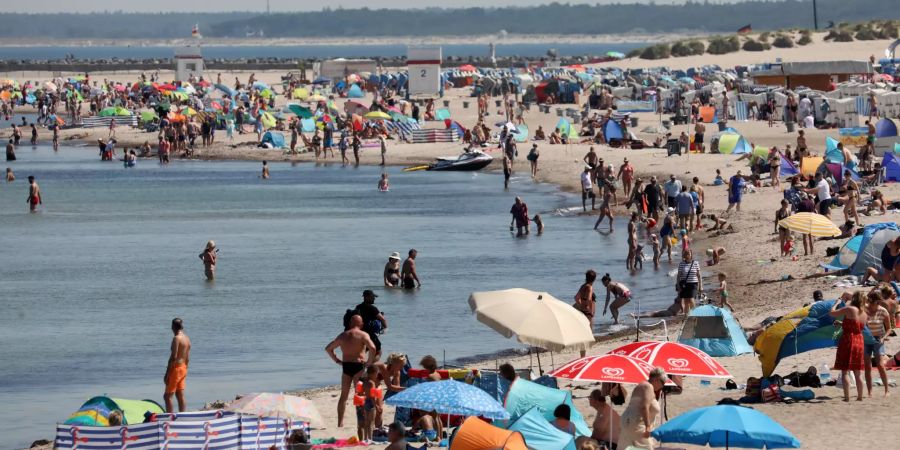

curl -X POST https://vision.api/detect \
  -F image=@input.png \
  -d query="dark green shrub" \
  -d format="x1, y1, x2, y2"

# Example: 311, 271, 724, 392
707, 36, 740, 55
772, 34, 794, 48
855, 27, 877, 40
639, 44, 671, 60
742, 39, 769, 51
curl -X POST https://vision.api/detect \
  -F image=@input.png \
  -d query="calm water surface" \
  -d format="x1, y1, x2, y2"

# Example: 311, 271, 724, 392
0, 43, 645, 60
0, 146, 674, 448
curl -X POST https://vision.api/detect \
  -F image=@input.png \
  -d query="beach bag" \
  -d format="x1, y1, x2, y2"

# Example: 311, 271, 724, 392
760, 379, 782, 403
745, 377, 761, 400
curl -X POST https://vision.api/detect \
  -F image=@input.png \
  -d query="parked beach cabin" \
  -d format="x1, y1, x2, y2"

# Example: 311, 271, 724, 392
750, 60, 873, 91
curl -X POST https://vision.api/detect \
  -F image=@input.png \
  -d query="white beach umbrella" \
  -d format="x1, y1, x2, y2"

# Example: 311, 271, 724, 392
468, 288, 595, 352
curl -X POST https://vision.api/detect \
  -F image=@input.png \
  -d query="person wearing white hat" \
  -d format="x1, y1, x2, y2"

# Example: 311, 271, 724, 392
383, 252, 401, 287
198, 240, 217, 281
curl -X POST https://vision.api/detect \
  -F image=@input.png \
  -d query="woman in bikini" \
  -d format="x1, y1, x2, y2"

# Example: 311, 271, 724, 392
840, 170, 861, 225
574, 270, 598, 356
601, 273, 632, 325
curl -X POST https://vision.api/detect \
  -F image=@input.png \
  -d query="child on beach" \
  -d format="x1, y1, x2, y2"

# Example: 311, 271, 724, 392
226, 119, 235, 143
378, 173, 389, 191
261, 161, 270, 179
358, 366, 380, 443
533, 214, 544, 235
680, 229, 691, 253
716, 273, 734, 310
650, 233, 660, 269
713, 169, 724, 186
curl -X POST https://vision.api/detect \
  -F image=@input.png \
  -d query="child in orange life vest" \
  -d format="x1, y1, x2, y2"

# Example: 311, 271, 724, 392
354, 366, 382, 443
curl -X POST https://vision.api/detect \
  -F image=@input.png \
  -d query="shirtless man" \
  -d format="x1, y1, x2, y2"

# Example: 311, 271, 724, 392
693, 121, 706, 153
27, 176, 41, 212
164, 318, 191, 413
589, 389, 621, 449
325, 315, 377, 428
625, 212, 639, 270
584, 146, 599, 177
401, 249, 420, 289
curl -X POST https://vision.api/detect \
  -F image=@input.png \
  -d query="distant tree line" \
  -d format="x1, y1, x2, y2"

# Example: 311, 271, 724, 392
0, 1, 897, 39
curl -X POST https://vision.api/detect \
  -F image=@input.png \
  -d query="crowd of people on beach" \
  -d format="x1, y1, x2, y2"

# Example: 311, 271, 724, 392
4, 59, 900, 450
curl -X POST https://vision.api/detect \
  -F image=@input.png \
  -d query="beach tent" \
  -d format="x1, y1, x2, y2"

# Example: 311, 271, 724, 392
821, 222, 900, 275
884, 152, 900, 182
450, 417, 527, 450
515, 124, 529, 143
780, 153, 799, 176
800, 156, 824, 177
347, 84, 364, 98
507, 407, 576, 450
261, 131, 286, 148
875, 118, 898, 138
602, 119, 624, 141
698, 106, 717, 123
502, 379, 590, 437
678, 305, 752, 357
300, 118, 316, 133
64, 396, 163, 427
755, 300, 843, 377
717, 134, 752, 154
556, 119, 579, 140
292, 87, 309, 100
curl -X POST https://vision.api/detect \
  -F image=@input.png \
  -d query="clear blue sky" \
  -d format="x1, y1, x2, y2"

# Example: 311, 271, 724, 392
20, 0, 732, 13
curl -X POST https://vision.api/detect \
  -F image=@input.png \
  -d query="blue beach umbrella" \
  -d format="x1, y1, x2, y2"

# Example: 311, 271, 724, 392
384, 380, 509, 420
652, 405, 801, 449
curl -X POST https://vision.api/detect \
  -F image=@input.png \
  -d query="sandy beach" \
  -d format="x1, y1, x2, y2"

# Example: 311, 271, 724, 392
7, 33, 900, 450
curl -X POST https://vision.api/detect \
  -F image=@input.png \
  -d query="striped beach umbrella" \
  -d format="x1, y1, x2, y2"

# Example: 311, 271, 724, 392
777, 212, 841, 237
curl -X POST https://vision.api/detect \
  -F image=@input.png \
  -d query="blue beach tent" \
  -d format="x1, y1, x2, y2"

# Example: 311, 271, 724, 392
508, 407, 576, 450
603, 120, 624, 141
261, 131, 286, 148
821, 222, 900, 274
883, 152, 900, 182
347, 84, 365, 98
678, 305, 753, 357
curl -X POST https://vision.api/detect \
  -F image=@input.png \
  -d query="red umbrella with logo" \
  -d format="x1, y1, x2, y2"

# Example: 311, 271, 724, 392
608, 341, 732, 379
549, 354, 658, 384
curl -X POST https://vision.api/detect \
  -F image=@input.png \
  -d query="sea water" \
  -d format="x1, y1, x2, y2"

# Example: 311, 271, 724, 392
0, 43, 645, 61
0, 146, 675, 448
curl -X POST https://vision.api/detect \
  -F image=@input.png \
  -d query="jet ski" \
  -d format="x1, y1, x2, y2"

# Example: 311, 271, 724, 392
428, 150, 494, 171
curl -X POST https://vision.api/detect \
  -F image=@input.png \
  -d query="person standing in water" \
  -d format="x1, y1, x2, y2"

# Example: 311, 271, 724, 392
164, 318, 191, 413
378, 173, 390, 191
6, 138, 15, 161
6, 167, 14, 182
384, 252, 401, 287
401, 249, 421, 289
199, 240, 217, 281
261, 161, 270, 179
27, 175, 41, 212
601, 273, 632, 325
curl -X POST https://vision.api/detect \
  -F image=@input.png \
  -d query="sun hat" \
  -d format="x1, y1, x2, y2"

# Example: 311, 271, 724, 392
389, 252, 401, 260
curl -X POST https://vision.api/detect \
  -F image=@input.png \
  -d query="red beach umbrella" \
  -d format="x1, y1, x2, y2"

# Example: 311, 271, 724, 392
608, 341, 732, 379
549, 354, 657, 384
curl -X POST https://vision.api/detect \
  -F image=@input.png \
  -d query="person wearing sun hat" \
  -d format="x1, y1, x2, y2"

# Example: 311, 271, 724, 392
383, 252, 401, 287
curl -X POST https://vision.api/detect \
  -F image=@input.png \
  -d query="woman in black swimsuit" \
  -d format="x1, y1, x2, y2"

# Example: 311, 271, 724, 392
575, 270, 597, 356
383, 252, 401, 287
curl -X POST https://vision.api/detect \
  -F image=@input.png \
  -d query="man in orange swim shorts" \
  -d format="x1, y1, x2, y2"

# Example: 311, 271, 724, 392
164, 318, 191, 413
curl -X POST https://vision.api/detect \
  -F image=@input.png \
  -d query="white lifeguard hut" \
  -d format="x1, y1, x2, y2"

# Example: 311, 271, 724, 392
174, 46, 204, 82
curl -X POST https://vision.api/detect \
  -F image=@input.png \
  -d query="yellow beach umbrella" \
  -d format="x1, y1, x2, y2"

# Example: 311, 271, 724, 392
778, 212, 841, 237
364, 111, 392, 120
